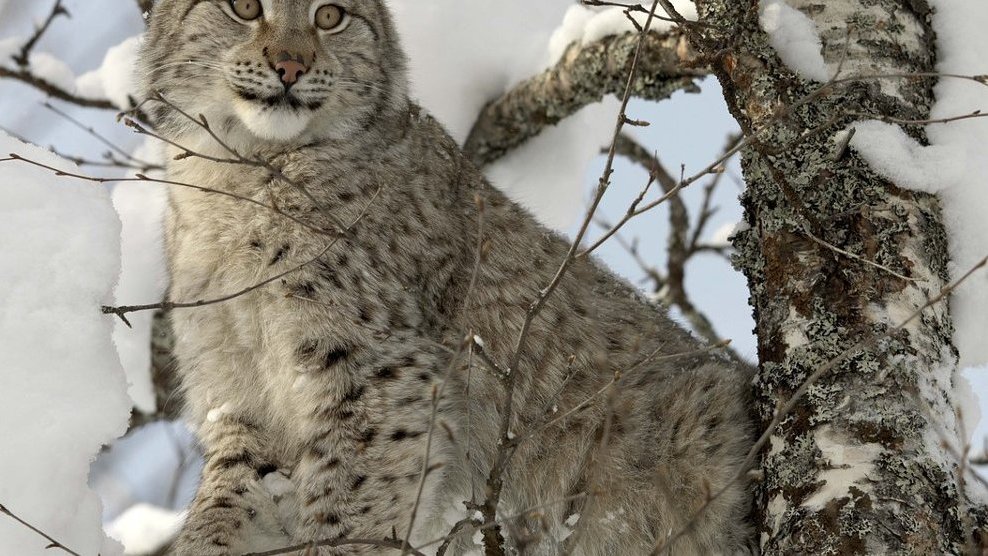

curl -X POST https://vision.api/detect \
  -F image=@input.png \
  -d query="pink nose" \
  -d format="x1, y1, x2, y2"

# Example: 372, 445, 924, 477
274, 53, 308, 86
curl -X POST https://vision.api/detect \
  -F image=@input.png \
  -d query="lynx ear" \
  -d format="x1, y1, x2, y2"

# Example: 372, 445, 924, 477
138, 0, 155, 23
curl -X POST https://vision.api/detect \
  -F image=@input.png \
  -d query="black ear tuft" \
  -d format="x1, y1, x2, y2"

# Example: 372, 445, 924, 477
138, 0, 155, 23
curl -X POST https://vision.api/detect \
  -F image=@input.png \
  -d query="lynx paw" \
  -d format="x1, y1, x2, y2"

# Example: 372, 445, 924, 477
239, 472, 298, 552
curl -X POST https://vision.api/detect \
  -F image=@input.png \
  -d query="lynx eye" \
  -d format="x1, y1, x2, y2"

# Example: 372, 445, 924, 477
314, 4, 349, 32
230, 0, 262, 21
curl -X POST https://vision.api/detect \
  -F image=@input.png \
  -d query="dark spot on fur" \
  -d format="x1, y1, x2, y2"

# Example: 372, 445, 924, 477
359, 428, 377, 444
249, 240, 263, 249
341, 384, 366, 403
215, 452, 254, 470
204, 497, 233, 511
358, 303, 374, 323
418, 372, 431, 382
390, 429, 424, 442
324, 346, 350, 368
374, 366, 398, 380
293, 282, 317, 297
316, 512, 341, 525
269, 244, 290, 266
351, 475, 367, 490
360, 505, 372, 514
256, 463, 277, 477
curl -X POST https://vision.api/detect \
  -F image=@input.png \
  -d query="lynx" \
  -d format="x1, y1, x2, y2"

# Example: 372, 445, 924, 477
139, 0, 754, 554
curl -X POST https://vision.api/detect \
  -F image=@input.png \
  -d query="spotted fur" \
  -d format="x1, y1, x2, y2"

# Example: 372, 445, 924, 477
141, 1, 754, 554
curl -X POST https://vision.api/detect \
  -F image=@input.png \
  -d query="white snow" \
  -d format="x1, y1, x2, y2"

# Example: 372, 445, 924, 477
0, 36, 21, 60
758, 0, 830, 82
27, 51, 76, 91
848, 121, 966, 194
849, 0, 988, 369
928, 0, 988, 370
708, 221, 740, 248
0, 132, 130, 556
76, 35, 143, 109
105, 504, 184, 556
110, 139, 168, 414
547, 2, 698, 65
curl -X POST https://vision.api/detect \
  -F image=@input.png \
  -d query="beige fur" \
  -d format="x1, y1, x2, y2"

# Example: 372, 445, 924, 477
141, 1, 755, 554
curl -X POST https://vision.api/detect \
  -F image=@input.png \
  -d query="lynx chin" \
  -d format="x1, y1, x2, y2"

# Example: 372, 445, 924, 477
140, 0, 755, 554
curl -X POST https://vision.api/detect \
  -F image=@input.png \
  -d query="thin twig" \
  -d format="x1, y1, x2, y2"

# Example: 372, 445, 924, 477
244, 536, 427, 556
101, 187, 383, 324
43, 101, 161, 170
400, 195, 489, 555
0, 502, 82, 556
3, 154, 336, 240
476, 4, 666, 553
11, 0, 68, 67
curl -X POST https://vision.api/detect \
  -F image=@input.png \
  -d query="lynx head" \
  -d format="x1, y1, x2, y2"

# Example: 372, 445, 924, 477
140, 0, 409, 145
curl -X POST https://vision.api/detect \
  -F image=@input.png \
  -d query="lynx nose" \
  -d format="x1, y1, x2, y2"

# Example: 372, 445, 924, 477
274, 51, 308, 87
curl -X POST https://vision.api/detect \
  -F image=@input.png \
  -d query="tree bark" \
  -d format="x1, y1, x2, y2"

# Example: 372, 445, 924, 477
691, 0, 974, 552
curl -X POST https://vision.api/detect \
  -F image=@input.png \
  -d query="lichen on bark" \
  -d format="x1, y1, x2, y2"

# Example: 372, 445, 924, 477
689, 0, 973, 552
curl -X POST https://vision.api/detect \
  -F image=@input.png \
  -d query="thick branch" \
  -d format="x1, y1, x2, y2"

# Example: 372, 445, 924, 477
464, 29, 707, 166
0, 67, 115, 110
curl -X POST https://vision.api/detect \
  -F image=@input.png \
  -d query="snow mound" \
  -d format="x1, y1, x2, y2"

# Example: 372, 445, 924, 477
850, 1, 988, 368
548, 1, 698, 65
759, 0, 829, 82
848, 121, 966, 194
105, 504, 184, 556
0, 132, 130, 555
76, 35, 143, 109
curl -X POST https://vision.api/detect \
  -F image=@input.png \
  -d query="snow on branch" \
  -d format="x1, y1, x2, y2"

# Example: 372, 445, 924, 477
0, 0, 141, 111
464, 28, 706, 166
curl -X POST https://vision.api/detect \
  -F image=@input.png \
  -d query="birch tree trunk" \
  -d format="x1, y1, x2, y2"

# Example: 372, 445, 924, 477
690, 0, 977, 552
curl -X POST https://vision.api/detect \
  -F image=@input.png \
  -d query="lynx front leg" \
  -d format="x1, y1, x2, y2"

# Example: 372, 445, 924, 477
173, 415, 288, 556
289, 342, 457, 555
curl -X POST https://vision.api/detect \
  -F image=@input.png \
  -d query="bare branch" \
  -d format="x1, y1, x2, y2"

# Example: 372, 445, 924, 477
10, 0, 68, 68
0, 67, 115, 110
